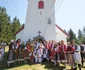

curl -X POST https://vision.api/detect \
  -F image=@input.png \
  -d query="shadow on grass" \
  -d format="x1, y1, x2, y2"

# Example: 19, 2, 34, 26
29, 61, 66, 70
41, 61, 66, 70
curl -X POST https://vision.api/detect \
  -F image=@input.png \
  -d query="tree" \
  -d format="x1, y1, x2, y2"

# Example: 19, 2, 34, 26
21, 24, 24, 27
77, 29, 83, 43
67, 29, 77, 42
0, 6, 22, 44
0, 7, 6, 38
82, 27, 85, 43
12, 16, 21, 39
64, 29, 67, 34
0, 7, 13, 43
83, 27, 85, 37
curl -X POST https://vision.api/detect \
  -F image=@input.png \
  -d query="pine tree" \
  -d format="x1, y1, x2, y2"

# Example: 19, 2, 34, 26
82, 27, 85, 43
77, 29, 83, 43
12, 16, 21, 39
83, 27, 85, 37
64, 29, 67, 34
68, 29, 77, 42
0, 7, 21, 44
0, 7, 12, 43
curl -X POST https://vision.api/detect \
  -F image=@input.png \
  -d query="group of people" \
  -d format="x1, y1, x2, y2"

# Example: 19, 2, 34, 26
2, 39, 85, 70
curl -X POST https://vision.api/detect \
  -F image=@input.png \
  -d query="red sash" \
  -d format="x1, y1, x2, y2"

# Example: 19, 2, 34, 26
58, 44, 67, 53
17, 43, 20, 48
50, 49, 55, 58
27, 44, 31, 52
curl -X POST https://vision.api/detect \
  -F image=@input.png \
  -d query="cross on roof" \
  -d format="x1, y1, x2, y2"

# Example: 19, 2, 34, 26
38, 31, 41, 36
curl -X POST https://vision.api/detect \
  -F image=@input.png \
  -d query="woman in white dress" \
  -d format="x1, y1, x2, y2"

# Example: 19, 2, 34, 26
37, 46, 43, 63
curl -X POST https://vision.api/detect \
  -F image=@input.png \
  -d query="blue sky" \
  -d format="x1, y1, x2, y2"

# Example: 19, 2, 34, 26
0, 0, 85, 35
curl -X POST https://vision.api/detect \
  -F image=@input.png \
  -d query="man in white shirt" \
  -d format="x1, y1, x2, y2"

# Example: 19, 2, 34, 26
72, 40, 81, 70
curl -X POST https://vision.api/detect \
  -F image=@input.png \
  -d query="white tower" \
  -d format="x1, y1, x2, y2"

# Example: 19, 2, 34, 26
22, 0, 56, 42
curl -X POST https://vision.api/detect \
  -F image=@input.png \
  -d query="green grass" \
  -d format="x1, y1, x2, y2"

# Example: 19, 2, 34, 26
0, 46, 85, 70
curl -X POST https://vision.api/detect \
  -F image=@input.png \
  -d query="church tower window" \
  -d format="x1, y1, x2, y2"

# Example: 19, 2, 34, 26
38, 1, 44, 9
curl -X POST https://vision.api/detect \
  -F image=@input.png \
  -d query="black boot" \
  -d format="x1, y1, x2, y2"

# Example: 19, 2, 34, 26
73, 67, 77, 70
78, 64, 81, 70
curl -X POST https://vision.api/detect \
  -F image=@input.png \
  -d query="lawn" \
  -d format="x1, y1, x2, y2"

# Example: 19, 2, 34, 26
0, 46, 85, 70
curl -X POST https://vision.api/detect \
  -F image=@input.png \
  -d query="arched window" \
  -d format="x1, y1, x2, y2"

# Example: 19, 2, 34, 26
38, 1, 44, 9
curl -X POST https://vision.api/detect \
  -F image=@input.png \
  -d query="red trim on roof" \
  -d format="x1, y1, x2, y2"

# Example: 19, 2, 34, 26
55, 24, 69, 36
15, 26, 24, 35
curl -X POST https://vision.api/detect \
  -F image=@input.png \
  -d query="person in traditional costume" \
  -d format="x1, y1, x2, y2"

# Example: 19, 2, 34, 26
1, 45, 5, 57
80, 43, 85, 66
54, 42, 60, 63
47, 40, 52, 60
83, 44, 85, 59
67, 42, 75, 66
50, 45, 56, 66
29, 45, 34, 63
8, 40, 15, 61
29, 51, 34, 63
24, 41, 29, 59
27, 41, 33, 61
15, 39, 21, 59
0, 45, 5, 62
0, 46, 2, 62
37, 45, 43, 63
34, 49, 38, 63
19, 42, 25, 59
1, 41, 6, 51
7, 40, 15, 67
42, 47, 47, 62
11, 40, 16, 60
28, 42, 31, 53
58, 40, 67, 63
72, 40, 81, 70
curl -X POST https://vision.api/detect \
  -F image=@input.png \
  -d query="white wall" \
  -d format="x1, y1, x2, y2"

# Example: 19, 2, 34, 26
55, 26, 67, 44
22, 0, 56, 42
16, 0, 67, 44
